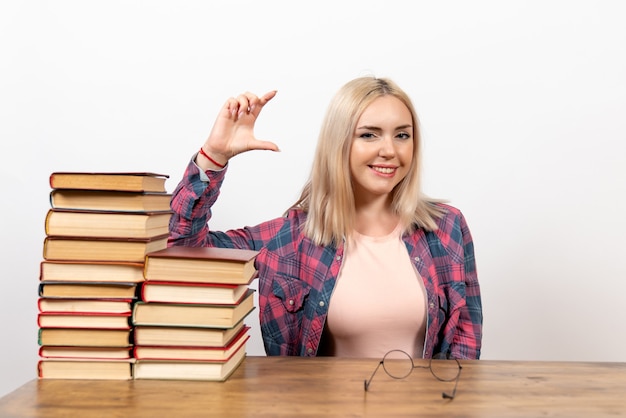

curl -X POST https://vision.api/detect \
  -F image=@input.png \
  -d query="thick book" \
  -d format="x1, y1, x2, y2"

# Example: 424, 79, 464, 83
132, 289, 255, 328
49, 171, 169, 192
37, 312, 132, 329
38, 358, 134, 380
50, 189, 172, 212
133, 341, 246, 381
38, 282, 137, 299
134, 320, 246, 347
144, 246, 258, 284
38, 328, 132, 347
133, 326, 250, 361
45, 209, 172, 239
140, 281, 250, 305
39, 346, 132, 360
40, 261, 145, 283
38, 298, 133, 314
43, 234, 168, 263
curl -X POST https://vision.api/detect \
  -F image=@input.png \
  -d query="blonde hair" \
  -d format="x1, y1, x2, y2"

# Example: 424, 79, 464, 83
289, 76, 443, 246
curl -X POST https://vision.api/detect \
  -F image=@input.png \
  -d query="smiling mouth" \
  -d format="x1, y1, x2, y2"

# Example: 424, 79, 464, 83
371, 166, 395, 174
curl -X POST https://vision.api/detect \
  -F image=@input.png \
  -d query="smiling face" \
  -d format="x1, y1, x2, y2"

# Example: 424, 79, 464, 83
349, 95, 414, 205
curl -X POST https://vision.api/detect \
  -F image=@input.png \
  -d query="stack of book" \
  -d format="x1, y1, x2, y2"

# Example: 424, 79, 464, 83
37, 172, 172, 380
132, 246, 258, 381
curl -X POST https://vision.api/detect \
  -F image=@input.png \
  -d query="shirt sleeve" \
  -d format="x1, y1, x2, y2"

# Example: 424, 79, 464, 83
168, 154, 288, 251
167, 155, 224, 247
450, 211, 483, 359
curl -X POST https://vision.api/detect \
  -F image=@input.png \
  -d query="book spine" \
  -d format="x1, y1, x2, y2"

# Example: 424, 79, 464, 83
44, 209, 52, 235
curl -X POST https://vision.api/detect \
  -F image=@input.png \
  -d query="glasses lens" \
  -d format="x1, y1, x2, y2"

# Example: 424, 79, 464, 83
382, 350, 413, 379
429, 358, 460, 382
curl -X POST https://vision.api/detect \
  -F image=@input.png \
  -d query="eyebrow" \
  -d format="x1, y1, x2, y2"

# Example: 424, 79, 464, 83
356, 124, 413, 131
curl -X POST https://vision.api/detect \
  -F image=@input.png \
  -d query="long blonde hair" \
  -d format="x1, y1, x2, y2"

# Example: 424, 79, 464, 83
289, 76, 443, 246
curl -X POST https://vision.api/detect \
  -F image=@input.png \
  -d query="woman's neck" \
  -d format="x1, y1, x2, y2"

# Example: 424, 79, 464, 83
354, 199, 400, 237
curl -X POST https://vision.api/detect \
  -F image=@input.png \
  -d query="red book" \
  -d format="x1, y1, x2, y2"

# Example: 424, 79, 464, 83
38, 298, 133, 314
39, 346, 132, 360
133, 342, 247, 381
133, 326, 250, 362
37, 312, 132, 329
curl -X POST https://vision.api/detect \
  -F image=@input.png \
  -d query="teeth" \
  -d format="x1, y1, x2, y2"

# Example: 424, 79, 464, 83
372, 166, 394, 174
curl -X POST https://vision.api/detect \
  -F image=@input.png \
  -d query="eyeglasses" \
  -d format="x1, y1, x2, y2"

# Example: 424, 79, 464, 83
363, 350, 462, 400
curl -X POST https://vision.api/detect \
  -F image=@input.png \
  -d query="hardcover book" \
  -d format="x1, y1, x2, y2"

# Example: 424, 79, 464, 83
133, 326, 250, 362
37, 312, 132, 329
38, 328, 132, 347
49, 171, 169, 193
40, 261, 146, 283
140, 280, 251, 305
38, 298, 133, 314
38, 358, 134, 380
132, 289, 255, 328
43, 234, 169, 263
133, 342, 246, 381
38, 282, 138, 299
133, 320, 246, 347
45, 209, 172, 239
144, 246, 258, 285
39, 346, 132, 360
50, 189, 172, 212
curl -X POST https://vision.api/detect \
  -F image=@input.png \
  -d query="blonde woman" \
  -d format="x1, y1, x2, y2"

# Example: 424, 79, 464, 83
169, 76, 483, 359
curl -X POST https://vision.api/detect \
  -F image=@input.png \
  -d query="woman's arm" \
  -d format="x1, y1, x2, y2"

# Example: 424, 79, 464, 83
168, 156, 226, 248
451, 211, 483, 359
168, 90, 281, 249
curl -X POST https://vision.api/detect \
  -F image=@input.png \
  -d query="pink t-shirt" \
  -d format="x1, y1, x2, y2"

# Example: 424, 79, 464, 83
324, 225, 427, 358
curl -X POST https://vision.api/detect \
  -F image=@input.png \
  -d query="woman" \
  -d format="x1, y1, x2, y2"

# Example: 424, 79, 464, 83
168, 76, 483, 359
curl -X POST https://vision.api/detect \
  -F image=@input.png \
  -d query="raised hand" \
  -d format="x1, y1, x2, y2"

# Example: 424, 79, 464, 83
198, 90, 279, 169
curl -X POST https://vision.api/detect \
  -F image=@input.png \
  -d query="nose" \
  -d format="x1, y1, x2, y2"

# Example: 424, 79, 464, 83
378, 135, 396, 158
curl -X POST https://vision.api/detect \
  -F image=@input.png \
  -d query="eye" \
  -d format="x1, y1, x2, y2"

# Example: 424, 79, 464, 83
359, 132, 378, 140
396, 132, 411, 140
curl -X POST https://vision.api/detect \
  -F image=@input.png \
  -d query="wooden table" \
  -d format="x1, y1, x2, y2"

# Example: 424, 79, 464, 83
1, 356, 625, 417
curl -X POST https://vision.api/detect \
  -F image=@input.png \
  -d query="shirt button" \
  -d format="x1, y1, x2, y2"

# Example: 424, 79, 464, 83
288, 299, 294, 306
319, 301, 325, 307
414, 256, 421, 262
336, 255, 342, 261
307, 348, 313, 354
429, 302, 435, 309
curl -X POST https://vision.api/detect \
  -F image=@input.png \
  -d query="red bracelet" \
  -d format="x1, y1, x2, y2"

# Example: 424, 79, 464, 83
199, 148, 226, 168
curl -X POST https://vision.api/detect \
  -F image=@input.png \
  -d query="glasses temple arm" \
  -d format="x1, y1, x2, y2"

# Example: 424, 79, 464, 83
442, 365, 462, 400
363, 360, 384, 391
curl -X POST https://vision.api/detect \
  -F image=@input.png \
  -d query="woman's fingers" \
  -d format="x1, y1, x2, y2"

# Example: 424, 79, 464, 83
229, 91, 277, 120
208, 90, 279, 157
251, 90, 277, 117
248, 138, 280, 152
224, 97, 240, 119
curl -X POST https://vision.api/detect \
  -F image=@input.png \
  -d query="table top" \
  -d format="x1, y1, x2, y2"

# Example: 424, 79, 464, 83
1, 356, 625, 417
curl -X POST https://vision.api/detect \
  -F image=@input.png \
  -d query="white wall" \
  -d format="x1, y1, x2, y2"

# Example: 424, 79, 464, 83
2, 0, 625, 398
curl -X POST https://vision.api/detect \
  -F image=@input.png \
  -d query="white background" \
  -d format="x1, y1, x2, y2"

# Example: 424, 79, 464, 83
1, 0, 625, 397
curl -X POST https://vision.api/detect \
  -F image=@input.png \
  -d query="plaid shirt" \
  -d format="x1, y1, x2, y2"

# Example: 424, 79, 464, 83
168, 158, 483, 359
